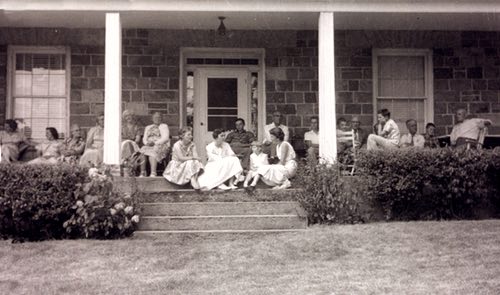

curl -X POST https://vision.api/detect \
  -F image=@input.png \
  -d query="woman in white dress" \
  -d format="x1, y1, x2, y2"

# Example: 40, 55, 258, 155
197, 129, 243, 191
139, 112, 170, 177
163, 127, 204, 189
253, 127, 297, 189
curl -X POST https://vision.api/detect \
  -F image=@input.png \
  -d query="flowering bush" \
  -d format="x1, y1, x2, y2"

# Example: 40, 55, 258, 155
64, 166, 141, 239
0, 163, 87, 241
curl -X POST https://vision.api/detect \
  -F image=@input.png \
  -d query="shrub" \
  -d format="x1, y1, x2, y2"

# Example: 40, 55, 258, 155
294, 159, 365, 224
356, 148, 500, 220
63, 167, 141, 239
0, 163, 87, 241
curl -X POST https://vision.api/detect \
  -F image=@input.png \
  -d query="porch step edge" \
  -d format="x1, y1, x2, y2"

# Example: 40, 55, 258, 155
133, 229, 307, 235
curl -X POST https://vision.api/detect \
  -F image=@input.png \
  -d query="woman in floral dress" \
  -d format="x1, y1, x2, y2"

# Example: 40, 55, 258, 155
163, 126, 203, 188
140, 112, 170, 177
60, 124, 85, 164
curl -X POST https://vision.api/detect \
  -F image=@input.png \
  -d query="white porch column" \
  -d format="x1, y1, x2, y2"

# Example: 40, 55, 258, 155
103, 13, 122, 166
318, 12, 337, 163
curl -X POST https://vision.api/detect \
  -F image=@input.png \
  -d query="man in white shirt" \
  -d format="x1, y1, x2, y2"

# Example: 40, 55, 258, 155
450, 108, 492, 148
367, 109, 400, 150
263, 111, 289, 157
304, 116, 319, 158
399, 119, 425, 148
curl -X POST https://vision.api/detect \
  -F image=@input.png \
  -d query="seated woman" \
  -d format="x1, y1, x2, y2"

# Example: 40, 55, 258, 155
139, 112, 170, 177
163, 126, 204, 188
252, 127, 297, 190
0, 119, 29, 163
121, 109, 143, 162
29, 127, 62, 164
197, 129, 243, 191
60, 124, 85, 164
80, 113, 104, 167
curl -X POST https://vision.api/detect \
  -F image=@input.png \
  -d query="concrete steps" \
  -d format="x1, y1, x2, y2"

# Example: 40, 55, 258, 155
118, 176, 308, 235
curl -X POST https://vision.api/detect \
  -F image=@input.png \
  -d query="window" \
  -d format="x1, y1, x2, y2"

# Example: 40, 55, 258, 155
373, 49, 433, 134
8, 46, 70, 140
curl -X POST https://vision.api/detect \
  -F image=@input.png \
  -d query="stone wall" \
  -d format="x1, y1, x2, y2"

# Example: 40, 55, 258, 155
1, 28, 500, 139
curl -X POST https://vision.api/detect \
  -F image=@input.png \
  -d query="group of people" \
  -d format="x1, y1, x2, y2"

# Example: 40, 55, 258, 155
301, 107, 493, 159
0, 111, 172, 179
163, 113, 297, 191
0, 107, 493, 190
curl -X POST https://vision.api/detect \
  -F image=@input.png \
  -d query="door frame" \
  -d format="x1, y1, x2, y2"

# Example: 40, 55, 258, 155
193, 67, 250, 152
179, 47, 266, 141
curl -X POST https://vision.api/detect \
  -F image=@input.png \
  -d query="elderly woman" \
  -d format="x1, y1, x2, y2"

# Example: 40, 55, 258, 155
29, 127, 62, 164
80, 113, 104, 167
197, 129, 243, 191
0, 119, 28, 163
251, 127, 297, 190
60, 124, 85, 164
163, 126, 204, 188
139, 112, 170, 177
121, 110, 143, 161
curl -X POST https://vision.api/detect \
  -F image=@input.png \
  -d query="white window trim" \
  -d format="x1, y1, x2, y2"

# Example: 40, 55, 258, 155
372, 48, 434, 125
179, 47, 266, 141
6, 45, 71, 139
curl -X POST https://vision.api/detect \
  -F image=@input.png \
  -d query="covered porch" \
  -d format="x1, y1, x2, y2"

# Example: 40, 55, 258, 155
1, 0, 500, 168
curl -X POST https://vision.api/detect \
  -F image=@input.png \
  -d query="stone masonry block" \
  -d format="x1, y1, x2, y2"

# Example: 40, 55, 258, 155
345, 104, 362, 114
434, 68, 453, 79
71, 55, 91, 65
298, 68, 316, 79
142, 67, 158, 77
81, 90, 104, 102
434, 114, 453, 126
435, 91, 460, 102
158, 66, 178, 77
450, 80, 472, 92
349, 80, 359, 91
123, 67, 141, 78
304, 92, 317, 103
266, 80, 276, 92
122, 78, 137, 90
481, 91, 499, 102
467, 67, 483, 79
294, 81, 310, 91
91, 55, 104, 65
472, 80, 487, 90
71, 66, 83, 77
267, 68, 287, 80
336, 92, 353, 103
128, 55, 152, 66
362, 104, 373, 114
89, 78, 104, 89
150, 78, 169, 89
296, 104, 313, 115
354, 92, 372, 103
469, 102, 490, 113
71, 78, 88, 90
487, 80, 500, 90
169, 78, 179, 90
143, 91, 176, 102
71, 102, 90, 115
286, 92, 304, 103
268, 92, 285, 104
276, 81, 293, 92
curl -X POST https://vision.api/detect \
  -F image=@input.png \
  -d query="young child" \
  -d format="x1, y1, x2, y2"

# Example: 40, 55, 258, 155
244, 141, 269, 188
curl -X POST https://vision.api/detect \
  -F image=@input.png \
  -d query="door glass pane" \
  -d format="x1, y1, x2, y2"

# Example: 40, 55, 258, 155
378, 55, 425, 98
207, 78, 238, 131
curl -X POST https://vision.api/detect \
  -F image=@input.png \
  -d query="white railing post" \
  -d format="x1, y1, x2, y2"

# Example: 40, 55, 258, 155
103, 13, 122, 167
318, 12, 337, 163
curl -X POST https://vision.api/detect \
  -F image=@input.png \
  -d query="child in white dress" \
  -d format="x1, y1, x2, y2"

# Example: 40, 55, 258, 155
243, 141, 269, 188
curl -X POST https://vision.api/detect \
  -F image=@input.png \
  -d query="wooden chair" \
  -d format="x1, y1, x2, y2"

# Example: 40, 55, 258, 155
337, 130, 356, 175
467, 127, 488, 150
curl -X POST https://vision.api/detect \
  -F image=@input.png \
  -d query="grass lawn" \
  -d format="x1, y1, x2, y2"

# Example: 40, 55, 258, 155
1, 220, 500, 294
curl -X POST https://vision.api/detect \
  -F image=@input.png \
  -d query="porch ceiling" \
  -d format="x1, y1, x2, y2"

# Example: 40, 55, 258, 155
1, 10, 500, 31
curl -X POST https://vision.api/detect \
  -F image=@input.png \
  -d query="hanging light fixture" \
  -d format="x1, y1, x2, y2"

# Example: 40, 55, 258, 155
217, 16, 226, 36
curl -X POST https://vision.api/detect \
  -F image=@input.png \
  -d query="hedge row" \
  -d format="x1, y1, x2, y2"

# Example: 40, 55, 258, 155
0, 164, 140, 241
296, 149, 500, 223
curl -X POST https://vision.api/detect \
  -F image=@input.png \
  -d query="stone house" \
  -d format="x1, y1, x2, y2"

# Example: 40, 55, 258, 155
1, 0, 500, 165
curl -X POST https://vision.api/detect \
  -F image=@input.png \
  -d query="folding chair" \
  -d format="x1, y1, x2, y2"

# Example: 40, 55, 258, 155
466, 127, 488, 150
337, 130, 356, 175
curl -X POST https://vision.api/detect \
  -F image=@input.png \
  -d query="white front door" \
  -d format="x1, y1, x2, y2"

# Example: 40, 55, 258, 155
193, 67, 250, 161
